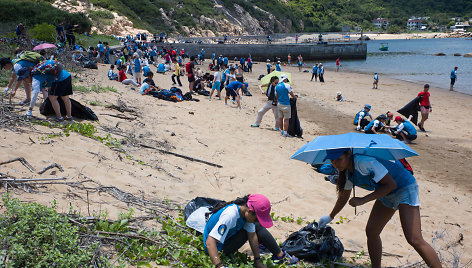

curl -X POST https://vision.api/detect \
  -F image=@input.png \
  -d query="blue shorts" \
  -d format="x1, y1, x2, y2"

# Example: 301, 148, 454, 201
212, 81, 221, 91
379, 182, 420, 210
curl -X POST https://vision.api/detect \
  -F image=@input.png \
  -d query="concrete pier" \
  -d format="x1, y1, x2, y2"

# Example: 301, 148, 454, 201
152, 43, 367, 61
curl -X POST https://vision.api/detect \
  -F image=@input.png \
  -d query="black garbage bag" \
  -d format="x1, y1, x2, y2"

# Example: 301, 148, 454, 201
281, 222, 344, 262
183, 197, 222, 221
83, 60, 98, 69
397, 96, 420, 125
288, 97, 303, 137
40, 98, 98, 121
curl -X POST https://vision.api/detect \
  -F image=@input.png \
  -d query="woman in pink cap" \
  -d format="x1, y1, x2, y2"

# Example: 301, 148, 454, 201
203, 194, 298, 267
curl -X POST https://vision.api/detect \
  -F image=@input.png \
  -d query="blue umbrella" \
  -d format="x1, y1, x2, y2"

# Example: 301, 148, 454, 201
291, 132, 418, 165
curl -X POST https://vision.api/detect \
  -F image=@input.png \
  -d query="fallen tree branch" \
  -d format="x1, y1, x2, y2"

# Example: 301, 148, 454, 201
38, 163, 64, 174
344, 249, 402, 258
0, 177, 67, 183
0, 157, 35, 172
139, 143, 222, 168
101, 113, 136, 121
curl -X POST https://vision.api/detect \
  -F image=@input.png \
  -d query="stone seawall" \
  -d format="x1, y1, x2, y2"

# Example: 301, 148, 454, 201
152, 43, 367, 61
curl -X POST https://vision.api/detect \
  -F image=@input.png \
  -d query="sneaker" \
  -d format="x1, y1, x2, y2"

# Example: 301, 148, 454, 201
55, 117, 64, 122
274, 128, 280, 131
25, 110, 32, 117
272, 250, 298, 265
251, 123, 260, 127
65, 116, 73, 121
283, 133, 293, 138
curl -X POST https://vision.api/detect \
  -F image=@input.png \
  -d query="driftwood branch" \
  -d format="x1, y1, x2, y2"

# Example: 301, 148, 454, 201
344, 249, 403, 258
0, 177, 67, 183
38, 163, 64, 174
0, 157, 34, 172
101, 113, 136, 121
139, 143, 222, 168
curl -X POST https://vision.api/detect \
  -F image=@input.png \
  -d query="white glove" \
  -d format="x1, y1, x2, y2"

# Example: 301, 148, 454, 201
318, 215, 333, 227
356, 125, 361, 131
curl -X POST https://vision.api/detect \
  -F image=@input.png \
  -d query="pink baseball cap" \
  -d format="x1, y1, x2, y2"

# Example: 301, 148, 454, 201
247, 194, 273, 228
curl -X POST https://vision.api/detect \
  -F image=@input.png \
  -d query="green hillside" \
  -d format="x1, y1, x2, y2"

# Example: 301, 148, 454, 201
1, 0, 471, 35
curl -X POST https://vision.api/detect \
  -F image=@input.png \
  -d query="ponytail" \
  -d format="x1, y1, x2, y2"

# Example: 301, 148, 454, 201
208, 195, 250, 215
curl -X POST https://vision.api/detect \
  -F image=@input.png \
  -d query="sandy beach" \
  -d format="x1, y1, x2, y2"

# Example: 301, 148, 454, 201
1, 59, 470, 266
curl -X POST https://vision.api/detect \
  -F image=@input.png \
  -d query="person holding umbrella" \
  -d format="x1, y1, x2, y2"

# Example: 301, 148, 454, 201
291, 133, 441, 268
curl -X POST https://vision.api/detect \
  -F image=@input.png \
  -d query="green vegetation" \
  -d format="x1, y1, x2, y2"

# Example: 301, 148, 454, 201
75, 33, 120, 48
0, 195, 96, 267
0, 0, 91, 33
28, 23, 56, 43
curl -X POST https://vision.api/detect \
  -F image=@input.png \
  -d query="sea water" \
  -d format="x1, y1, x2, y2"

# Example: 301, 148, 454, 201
318, 38, 472, 95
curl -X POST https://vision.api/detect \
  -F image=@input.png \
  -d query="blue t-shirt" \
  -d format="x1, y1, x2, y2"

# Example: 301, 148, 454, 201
402, 121, 417, 135
33, 74, 54, 89
450, 70, 456, 79
276, 64, 281, 71
14, 59, 36, 69
97, 44, 104, 52
266, 63, 271, 70
143, 66, 150, 76
226, 81, 243, 91
57, 70, 71, 82
150, 50, 157, 57
275, 82, 292, 106
222, 69, 229, 83
134, 59, 141, 73
312, 66, 318, 73
223, 57, 228, 65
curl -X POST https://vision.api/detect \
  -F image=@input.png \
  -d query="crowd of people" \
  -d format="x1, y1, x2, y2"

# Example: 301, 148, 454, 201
1, 29, 444, 268
352, 83, 433, 144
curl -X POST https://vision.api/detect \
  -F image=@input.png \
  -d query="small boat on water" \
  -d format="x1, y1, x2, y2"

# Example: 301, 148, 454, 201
379, 43, 389, 51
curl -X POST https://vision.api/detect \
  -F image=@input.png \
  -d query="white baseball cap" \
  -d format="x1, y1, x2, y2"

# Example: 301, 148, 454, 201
280, 74, 289, 82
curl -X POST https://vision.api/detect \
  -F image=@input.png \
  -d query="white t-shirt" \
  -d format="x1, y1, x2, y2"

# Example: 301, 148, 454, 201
372, 120, 383, 128
208, 205, 255, 244
108, 69, 114, 77
213, 71, 222, 82
344, 156, 389, 190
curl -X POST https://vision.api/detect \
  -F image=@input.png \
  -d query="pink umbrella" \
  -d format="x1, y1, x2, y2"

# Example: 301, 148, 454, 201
33, 43, 57, 51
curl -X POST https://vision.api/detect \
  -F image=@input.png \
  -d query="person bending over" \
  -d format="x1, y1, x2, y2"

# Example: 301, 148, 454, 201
319, 149, 441, 268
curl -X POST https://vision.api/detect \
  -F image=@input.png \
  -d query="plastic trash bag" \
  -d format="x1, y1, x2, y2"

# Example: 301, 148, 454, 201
183, 197, 222, 233
281, 222, 344, 262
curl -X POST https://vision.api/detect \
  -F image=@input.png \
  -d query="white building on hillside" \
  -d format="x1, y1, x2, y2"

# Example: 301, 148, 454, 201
407, 16, 429, 31
450, 21, 470, 32
372, 18, 389, 28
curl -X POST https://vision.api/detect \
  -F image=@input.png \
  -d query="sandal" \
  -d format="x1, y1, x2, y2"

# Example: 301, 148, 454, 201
55, 117, 64, 122
65, 116, 73, 121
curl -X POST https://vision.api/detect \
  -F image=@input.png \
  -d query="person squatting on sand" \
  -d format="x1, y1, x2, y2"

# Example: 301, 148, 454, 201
203, 194, 298, 268
319, 149, 442, 268
364, 114, 389, 134
390, 116, 417, 144
275, 74, 297, 137
354, 104, 373, 131
251, 76, 280, 130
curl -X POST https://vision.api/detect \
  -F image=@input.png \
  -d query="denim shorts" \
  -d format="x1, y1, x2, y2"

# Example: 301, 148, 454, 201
379, 182, 420, 210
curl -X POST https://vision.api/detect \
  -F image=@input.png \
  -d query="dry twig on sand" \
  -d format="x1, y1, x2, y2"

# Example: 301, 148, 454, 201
0, 157, 35, 172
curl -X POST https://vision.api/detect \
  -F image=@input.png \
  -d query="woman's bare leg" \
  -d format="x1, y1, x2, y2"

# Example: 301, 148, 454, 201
398, 204, 441, 268
365, 200, 396, 268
